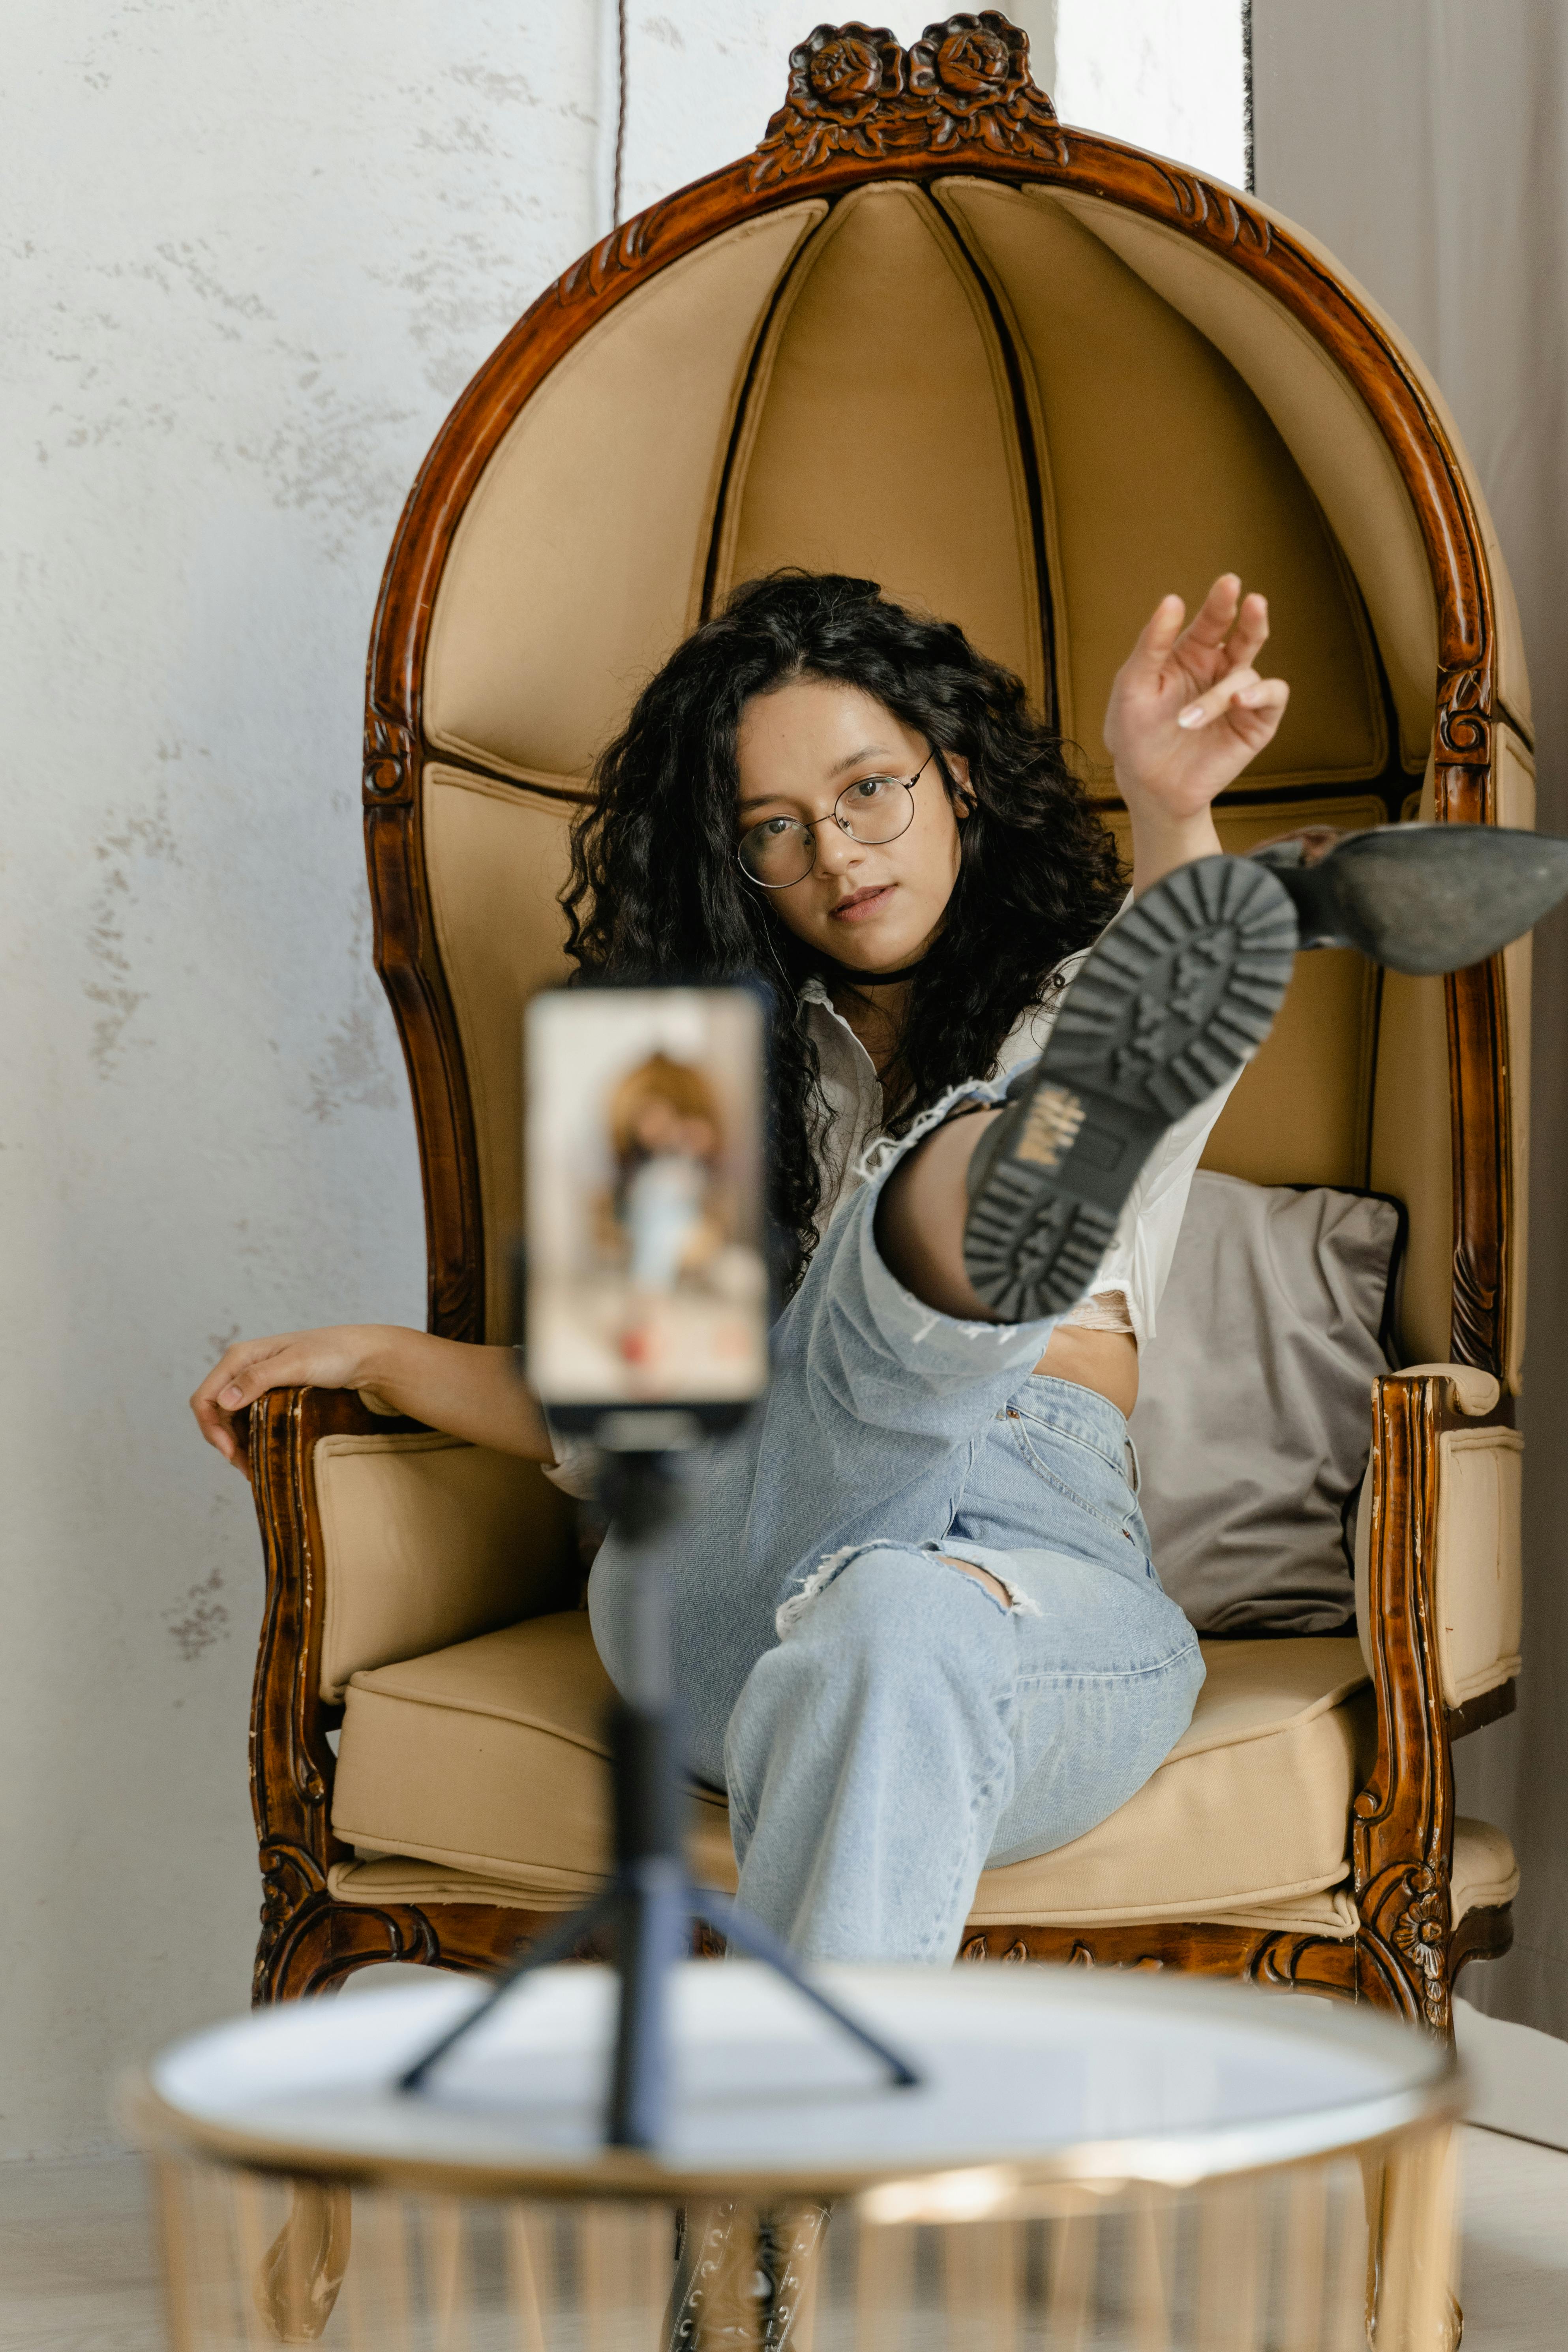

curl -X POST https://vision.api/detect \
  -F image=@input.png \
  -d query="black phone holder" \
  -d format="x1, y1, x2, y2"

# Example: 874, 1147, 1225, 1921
399, 1418, 918, 2147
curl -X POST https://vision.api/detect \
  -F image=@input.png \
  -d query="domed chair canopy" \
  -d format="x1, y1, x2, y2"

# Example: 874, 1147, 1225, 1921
251, 15, 1528, 2025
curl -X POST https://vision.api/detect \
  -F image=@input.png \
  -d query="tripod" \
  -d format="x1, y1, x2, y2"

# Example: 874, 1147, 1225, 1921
399, 1447, 918, 2147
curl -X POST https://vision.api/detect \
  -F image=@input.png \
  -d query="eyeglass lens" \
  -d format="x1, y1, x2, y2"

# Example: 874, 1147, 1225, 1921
739, 772, 919, 889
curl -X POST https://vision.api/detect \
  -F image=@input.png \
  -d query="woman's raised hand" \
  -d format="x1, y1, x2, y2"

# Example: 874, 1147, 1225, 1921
191, 1325, 387, 1479
1105, 574, 1290, 823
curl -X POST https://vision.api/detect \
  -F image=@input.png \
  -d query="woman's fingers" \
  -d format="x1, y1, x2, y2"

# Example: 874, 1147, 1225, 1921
1220, 589, 1270, 673
1108, 577, 1286, 806
190, 1334, 310, 1471
1128, 591, 1187, 675
190, 1325, 379, 1475
191, 1388, 253, 1477
191, 1335, 300, 1414
197, 1393, 242, 1454
1129, 578, 1268, 701
216, 1349, 310, 1410
1176, 667, 1290, 734
1176, 572, 1243, 656
1168, 576, 1268, 674
219, 1410, 253, 1482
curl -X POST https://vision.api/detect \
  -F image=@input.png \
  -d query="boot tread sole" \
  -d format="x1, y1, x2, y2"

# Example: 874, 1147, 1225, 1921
962, 859, 1296, 1321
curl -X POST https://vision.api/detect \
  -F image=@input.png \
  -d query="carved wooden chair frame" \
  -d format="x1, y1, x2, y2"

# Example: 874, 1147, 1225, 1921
249, 16, 1518, 2034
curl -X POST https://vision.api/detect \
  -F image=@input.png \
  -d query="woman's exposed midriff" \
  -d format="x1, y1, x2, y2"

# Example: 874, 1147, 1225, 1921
1031, 1321, 1139, 1418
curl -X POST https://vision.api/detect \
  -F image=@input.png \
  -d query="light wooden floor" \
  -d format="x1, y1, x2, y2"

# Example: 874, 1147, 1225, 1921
0, 2125, 1563, 2350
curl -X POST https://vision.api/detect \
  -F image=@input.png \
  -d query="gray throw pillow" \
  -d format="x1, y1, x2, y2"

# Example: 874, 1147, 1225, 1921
1129, 1172, 1403, 1637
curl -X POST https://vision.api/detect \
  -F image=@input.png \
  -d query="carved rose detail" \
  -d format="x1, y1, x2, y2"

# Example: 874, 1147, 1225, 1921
908, 12, 1060, 154
750, 13, 1061, 187
910, 15, 1021, 111
752, 23, 906, 182
804, 29, 893, 120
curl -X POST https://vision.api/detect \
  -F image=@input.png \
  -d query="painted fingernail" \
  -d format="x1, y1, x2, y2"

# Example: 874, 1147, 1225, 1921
219, 1383, 244, 1407
1177, 703, 1205, 728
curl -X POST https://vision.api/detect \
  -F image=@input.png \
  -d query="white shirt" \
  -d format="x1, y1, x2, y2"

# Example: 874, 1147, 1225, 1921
801, 934, 1236, 1350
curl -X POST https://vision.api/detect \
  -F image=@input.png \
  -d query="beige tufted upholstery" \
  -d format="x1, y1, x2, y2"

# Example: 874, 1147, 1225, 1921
424, 206, 827, 788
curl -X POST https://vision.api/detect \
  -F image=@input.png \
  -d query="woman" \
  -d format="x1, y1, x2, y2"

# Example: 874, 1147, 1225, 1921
193, 567, 1299, 1963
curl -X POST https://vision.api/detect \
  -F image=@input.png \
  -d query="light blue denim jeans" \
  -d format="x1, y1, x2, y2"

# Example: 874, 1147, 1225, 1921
588, 1082, 1205, 1964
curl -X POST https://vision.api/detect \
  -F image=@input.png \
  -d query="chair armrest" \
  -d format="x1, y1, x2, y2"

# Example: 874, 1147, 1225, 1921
1352, 1367, 1517, 2028
1354, 1366, 1521, 1712
246, 1386, 576, 1998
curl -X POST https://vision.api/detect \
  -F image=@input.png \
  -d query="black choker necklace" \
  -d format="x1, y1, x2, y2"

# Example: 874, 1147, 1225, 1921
814, 953, 926, 988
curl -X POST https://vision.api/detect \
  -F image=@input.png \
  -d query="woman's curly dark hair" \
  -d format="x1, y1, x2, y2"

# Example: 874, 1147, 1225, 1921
563, 572, 1125, 1293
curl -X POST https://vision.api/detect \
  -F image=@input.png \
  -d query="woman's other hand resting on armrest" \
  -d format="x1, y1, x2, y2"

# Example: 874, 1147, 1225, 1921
189, 1326, 553, 1481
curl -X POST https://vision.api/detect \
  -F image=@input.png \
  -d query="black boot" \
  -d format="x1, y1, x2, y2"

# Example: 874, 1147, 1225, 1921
1249, 822, 1568, 976
964, 857, 1297, 1321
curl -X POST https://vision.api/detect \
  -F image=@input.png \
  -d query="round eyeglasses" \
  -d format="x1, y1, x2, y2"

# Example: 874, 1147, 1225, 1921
736, 749, 939, 889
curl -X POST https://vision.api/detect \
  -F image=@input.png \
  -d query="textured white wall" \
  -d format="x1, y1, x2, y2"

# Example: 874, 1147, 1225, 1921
1, 0, 605, 2165
1, 3, 1238, 2160
1056, 0, 1247, 185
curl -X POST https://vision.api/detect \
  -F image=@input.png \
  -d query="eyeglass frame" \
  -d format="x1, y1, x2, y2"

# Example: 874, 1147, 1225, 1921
735, 746, 944, 891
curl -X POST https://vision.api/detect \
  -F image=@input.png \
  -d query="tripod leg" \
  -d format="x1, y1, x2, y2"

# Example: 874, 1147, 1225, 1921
608, 1857, 692, 2148
693, 1891, 920, 2089
398, 1887, 618, 2093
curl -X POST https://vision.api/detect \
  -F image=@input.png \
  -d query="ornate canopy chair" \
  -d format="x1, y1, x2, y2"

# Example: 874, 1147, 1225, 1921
250, 15, 1529, 2034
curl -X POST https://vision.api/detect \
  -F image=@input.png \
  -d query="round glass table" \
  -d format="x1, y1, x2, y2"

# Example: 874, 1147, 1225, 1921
128, 1958, 1461, 2350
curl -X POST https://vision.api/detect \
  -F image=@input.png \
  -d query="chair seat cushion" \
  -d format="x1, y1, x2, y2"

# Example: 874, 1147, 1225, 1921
331, 1613, 1375, 1927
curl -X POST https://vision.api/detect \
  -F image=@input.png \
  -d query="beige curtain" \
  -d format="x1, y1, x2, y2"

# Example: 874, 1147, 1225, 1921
1253, 0, 1568, 2039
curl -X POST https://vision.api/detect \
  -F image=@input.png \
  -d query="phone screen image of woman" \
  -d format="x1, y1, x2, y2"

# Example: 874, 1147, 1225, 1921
524, 988, 769, 1409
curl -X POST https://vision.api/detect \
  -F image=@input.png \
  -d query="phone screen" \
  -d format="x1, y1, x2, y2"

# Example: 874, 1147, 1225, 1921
524, 987, 770, 1412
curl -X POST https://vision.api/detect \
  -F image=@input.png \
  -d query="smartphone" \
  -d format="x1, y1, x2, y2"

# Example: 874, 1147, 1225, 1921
524, 986, 770, 1432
